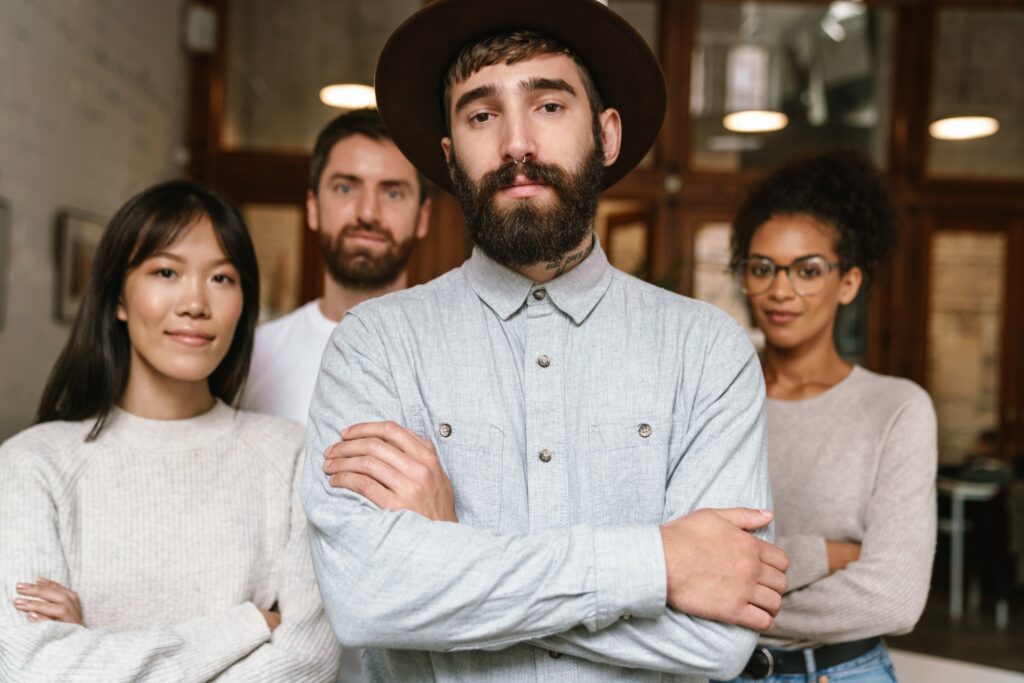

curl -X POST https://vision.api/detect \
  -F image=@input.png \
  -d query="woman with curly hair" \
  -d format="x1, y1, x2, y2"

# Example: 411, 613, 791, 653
723, 150, 937, 682
0, 181, 340, 681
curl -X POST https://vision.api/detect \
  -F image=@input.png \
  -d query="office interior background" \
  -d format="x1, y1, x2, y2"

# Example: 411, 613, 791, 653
1, 0, 1023, 679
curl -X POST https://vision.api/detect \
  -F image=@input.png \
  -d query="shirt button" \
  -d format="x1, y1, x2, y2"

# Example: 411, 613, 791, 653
532, 288, 547, 301
439, 423, 452, 438
621, 613, 632, 621
537, 355, 551, 368
548, 651, 562, 659
638, 423, 652, 438
538, 449, 553, 463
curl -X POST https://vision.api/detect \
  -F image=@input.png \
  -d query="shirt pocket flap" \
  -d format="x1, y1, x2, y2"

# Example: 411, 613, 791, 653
590, 419, 666, 451
412, 412, 504, 530
587, 419, 669, 524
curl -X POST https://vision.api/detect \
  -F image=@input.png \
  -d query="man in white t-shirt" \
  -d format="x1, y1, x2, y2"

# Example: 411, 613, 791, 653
243, 108, 431, 425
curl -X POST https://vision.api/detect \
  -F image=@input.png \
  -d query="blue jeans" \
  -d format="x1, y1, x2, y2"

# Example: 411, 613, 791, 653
716, 642, 898, 683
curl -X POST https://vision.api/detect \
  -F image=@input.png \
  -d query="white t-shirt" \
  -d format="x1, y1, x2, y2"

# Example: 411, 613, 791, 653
242, 300, 338, 425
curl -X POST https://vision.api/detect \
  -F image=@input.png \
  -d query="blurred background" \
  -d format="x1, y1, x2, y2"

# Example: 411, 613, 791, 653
1, 0, 1023, 678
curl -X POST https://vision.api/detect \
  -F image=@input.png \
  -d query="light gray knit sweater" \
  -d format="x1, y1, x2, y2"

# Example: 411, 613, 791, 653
762, 366, 937, 648
0, 401, 341, 682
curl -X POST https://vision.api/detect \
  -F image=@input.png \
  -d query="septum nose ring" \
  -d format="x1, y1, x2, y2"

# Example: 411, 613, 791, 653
513, 156, 528, 165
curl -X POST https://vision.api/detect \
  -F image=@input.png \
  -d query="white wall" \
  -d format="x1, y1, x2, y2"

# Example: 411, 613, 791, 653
0, 0, 188, 440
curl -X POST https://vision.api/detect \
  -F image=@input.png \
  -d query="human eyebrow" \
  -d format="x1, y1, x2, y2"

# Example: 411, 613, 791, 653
380, 180, 413, 193
746, 253, 829, 263
326, 173, 361, 185
148, 251, 185, 262
148, 252, 234, 268
521, 77, 577, 98
454, 84, 498, 114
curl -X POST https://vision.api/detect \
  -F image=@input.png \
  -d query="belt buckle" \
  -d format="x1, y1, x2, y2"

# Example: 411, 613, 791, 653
745, 647, 775, 680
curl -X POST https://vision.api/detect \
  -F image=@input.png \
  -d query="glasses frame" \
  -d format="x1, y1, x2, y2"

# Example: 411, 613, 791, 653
734, 255, 841, 297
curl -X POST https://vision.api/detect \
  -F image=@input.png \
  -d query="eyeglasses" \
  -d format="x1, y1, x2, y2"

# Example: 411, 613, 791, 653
735, 256, 840, 296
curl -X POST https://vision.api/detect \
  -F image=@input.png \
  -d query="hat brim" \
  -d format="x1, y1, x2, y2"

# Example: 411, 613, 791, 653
374, 0, 667, 194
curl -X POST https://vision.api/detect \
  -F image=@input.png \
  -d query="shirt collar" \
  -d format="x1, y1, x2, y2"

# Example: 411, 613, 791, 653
464, 232, 614, 325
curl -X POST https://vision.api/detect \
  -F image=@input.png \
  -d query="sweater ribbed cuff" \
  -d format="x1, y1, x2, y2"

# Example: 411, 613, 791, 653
179, 602, 272, 679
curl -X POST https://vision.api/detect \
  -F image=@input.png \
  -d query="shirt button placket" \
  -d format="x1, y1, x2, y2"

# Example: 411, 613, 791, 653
524, 284, 568, 532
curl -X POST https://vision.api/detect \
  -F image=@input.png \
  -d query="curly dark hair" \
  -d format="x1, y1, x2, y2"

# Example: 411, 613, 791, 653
730, 149, 899, 286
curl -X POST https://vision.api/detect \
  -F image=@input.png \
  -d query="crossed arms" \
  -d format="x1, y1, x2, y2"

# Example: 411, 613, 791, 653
302, 313, 788, 679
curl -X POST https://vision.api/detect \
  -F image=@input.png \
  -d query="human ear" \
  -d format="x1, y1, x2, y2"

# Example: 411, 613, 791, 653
416, 197, 432, 240
598, 108, 622, 167
306, 190, 319, 232
838, 266, 863, 305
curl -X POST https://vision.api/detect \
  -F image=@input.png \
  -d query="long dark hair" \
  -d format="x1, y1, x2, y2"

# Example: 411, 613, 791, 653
36, 180, 260, 439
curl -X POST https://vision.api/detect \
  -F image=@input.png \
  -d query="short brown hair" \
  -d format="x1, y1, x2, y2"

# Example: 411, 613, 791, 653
310, 108, 429, 204
442, 30, 605, 131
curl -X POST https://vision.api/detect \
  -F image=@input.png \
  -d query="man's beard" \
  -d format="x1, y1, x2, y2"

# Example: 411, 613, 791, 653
448, 138, 605, 268
318, 221, 417, 291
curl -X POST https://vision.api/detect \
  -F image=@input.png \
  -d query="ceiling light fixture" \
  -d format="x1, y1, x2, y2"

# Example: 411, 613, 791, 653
929, 116, 1000, 141
722, 44, 788, 134
929, 13, 1000, 142
319, 84, 376, 110
724, 110, 789, 133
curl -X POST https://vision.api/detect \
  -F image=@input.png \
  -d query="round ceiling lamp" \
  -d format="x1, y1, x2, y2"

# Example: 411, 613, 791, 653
319, 84, 376, 110
723, 110, 789, 133
929, 115, 999, 141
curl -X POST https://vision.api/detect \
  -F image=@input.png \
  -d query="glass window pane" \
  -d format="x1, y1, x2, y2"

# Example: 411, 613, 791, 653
223, 0, 420, 151
692, 222, 762, 347
242, 204, 305, 321
927, 8, 1024, 179
691, 1, 894, 171
596, 199, 651, 278
927, 231, 1005, 466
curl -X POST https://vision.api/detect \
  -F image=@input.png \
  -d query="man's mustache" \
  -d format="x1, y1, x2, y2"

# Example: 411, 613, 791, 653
336, 221, 395, 247
478, 159, 572, 198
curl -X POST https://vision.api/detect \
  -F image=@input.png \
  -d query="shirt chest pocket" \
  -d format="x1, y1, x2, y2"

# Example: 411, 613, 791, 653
586, 420, 670, 525
416, 415, 504, 531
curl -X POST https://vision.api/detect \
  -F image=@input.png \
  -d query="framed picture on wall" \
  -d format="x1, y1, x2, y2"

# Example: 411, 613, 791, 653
55, 209, 107, 324
0, 197, 9, 330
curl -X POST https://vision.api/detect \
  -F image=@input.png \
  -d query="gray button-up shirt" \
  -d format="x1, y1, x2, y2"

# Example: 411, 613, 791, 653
303, 240, 770, 682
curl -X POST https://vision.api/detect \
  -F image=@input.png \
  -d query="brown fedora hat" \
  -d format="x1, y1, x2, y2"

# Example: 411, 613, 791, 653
374, 0, 666, 194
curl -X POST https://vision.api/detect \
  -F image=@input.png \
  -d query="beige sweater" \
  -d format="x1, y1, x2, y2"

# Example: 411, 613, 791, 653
763, 366, 937, 648
0, 401, 341, 682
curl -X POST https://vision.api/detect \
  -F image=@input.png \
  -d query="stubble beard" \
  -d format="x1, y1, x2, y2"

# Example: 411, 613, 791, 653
317, 220, 417, 291
448, 137, 605, 269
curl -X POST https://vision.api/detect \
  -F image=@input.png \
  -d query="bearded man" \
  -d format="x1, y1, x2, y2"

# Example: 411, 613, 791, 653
244, 108, 431, 425
302, 2, 788, 681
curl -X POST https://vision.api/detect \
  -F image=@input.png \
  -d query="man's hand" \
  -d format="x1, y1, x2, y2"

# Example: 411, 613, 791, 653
826, 540, 861, 574
324, 421, 458, 522
660, 508, 788, 632
13, 578, 84, 625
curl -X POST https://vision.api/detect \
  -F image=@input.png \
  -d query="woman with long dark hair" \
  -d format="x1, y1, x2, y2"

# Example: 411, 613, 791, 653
0, 181, 340, 680
722, 151, 936, 682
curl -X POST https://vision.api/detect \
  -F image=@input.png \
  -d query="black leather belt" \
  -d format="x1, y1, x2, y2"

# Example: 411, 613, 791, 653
741, 637, 882, 679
